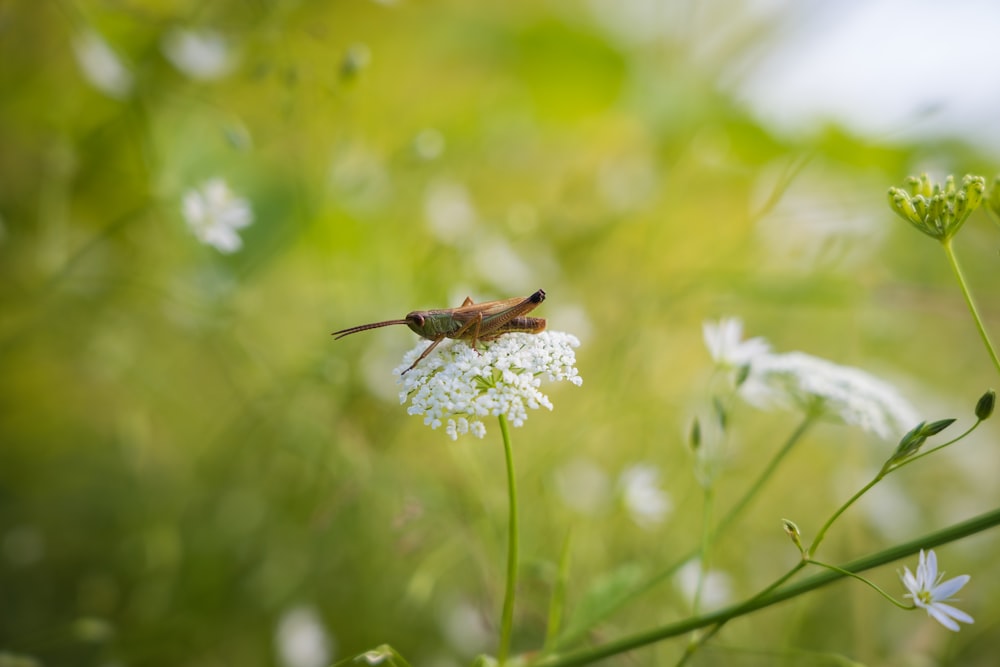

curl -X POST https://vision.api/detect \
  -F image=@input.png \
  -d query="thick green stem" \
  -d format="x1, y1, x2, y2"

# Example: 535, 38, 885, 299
942, 238, 1000, 375
497, 414, 519, 665
536, 506, 1000, 667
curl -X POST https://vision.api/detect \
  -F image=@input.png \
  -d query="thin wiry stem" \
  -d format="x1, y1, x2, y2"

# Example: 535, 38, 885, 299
497, 414, 519, 665
942, 238, 1000, 375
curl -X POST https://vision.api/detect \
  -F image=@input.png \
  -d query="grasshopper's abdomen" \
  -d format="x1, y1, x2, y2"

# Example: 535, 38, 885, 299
505, 316, 546, 334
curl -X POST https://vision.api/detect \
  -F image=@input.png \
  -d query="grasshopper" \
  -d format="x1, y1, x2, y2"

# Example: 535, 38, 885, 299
332, 289, 547, 374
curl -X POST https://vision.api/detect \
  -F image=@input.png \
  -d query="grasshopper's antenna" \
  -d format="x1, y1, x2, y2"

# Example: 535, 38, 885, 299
331, 320, 410, 339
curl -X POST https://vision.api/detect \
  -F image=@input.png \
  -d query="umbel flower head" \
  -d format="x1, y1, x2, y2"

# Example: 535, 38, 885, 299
396, 331, 582, 440
887, 173, 985, 242
703, 318, 919, 440
900, 549, 973, 632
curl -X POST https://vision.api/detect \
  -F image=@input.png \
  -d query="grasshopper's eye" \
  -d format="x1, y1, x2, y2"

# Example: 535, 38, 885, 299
408, 313, 425, 327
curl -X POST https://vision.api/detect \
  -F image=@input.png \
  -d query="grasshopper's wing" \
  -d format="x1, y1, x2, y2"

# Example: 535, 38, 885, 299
451, 296, 526, 318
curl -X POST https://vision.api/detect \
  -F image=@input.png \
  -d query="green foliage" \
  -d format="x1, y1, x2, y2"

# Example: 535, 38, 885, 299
2, 2, 1000, 667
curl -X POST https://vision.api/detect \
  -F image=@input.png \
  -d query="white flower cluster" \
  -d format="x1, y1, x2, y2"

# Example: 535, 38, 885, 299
704, 318, 919, 440
396, 331, 582, 440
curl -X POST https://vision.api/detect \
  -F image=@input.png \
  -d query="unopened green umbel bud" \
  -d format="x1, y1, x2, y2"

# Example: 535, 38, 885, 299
887, 173, 986, 242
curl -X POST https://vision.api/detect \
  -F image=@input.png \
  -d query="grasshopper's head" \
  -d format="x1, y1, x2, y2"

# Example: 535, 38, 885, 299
404, 311, 430, 337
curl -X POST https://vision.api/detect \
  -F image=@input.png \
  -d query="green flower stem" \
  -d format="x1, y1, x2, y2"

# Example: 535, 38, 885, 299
691, 486, 715, 616
807, 474, 881, 558
942, 238, 1000, 375
548, 415, 814, 651
810, 418, 983, 560
536, 506, 1000, 667
544, 529, 573, 649
715, 414, 816, 536
805, 558, 910, 610
497, 414, 519, 666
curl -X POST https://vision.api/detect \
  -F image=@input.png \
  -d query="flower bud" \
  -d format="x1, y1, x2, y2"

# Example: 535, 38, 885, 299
782, 518, 804, 553
975, 389, 996, 421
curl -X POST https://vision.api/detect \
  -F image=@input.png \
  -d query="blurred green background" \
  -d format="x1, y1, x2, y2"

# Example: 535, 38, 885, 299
2, 1, 1000, 665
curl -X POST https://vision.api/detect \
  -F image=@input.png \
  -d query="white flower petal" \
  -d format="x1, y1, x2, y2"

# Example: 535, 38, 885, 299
926, 605, 962, 631
931, 574, 970, 601
932, 602, 974, 625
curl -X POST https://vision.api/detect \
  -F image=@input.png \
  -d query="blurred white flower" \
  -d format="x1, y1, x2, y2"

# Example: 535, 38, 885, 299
73, 30, 133, 99
703, 317, 919, 440
424, 180, 476, 243
274, 605, 333, 667
900, 549, 973, 632
181, 179, 253, 253
619, 464, 672, 528
162, 28, 235, 81
703, 317, 770, 368
742, 351, 919, 440
413, 128, 445, 160
470, 236, 537, 294
439, 600, 492, 655
397, 331, 582, 440
554, 458, 611, 516
329, 142, 390, 212
674, 560, 732, 611
596, 153, 658, 213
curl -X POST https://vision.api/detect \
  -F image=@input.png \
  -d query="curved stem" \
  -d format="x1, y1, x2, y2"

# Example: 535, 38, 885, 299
805, 558, 910, 610
942, 238, 1000, 375
497, 414, 519, 665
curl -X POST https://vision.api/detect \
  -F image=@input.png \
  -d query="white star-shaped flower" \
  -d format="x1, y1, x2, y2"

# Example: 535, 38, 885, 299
182, 179, 253, 253
702, 317, 770, 368
900, 549, 973, 631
